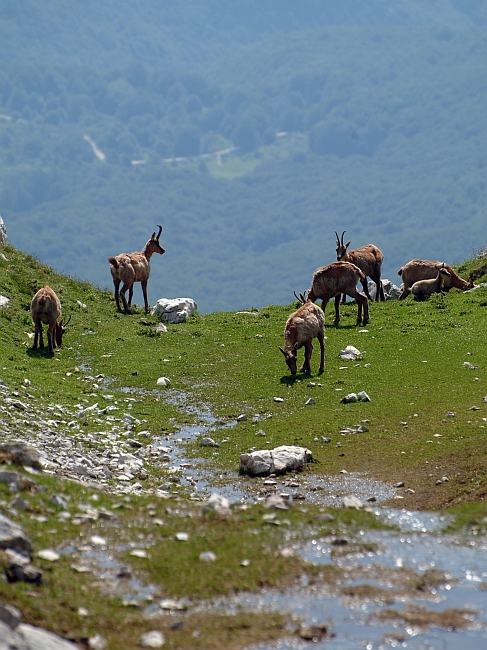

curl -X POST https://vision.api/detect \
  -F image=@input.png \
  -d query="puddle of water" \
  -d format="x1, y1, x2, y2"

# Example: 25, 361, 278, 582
215, 528, 487, 650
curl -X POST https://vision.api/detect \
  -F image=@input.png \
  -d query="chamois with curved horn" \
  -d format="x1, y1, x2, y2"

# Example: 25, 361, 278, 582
30, 286, 70, 354
308, 261, 369, 326
108, 225, 165, 312
280, 295, 325, 376
335, 231, 385, 302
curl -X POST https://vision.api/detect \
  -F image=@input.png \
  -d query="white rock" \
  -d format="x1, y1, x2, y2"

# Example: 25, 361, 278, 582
151, 298, 197, 324
138, 630, 165, 647
341, 393, 358, 403
175, 532, 189, 541
37, 549, 60, 561
199, 437, 219, 447
88, 634, 107, 650
204, 493, 231, 515
199, 551, 217, 562
339, 346, 361, 361
0, 296, 10, 308
156, 377, 171, 387
342, 495, 363, 509
240, 446, 312, 477
90, 536, 107, 547
357, 391, 371, 402
130, 549, 148, 558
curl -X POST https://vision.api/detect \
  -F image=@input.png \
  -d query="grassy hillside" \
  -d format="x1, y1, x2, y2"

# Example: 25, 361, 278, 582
1, 245, 487, 647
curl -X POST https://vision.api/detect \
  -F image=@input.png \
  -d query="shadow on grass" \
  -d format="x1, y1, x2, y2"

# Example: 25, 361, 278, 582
26, 347, 54, 358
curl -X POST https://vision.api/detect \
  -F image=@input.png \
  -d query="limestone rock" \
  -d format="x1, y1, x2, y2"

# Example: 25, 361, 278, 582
203, 493, 231, 516
0, 216, 7, 245
240, 446, 312, 477
0, 441, 43, 470
151, 298, 197, 324
0, 514, 32, 554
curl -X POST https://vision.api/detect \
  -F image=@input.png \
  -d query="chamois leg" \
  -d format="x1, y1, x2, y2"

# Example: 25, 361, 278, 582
113, 279, 122, 311
333, 295, 341, 325
33, 320, 43, 350
300, 341, 313, 376
119, 283, 131, 312
317, 331, 325, 373
128, 285, 134, 309
349, 289, 369, 325
361, 278, 372, 300
47, 324, 55, 355
399, 286, 411, 300
370, 273, 384, 301
141, 279, 149, 311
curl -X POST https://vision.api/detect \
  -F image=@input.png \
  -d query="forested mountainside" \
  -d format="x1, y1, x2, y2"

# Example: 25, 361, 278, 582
0, 1, 485, 312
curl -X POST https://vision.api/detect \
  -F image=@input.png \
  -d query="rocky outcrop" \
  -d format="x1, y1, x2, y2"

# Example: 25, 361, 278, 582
0, 216, 7, 245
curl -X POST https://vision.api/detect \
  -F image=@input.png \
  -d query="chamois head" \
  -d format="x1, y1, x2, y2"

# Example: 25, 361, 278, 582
279, 344, 298, 375
55, 315, 71, 347
149, 225, 165, 256
335, 231, 352, 261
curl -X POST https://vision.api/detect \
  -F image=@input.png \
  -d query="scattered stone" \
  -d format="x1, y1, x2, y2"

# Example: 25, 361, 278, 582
342, 495, 363, 509
255, 429, 266, 436
321, 436, 331, 443
279, 547, 295, 558
37, 549, 60, 562
6, 563, 43, 585
236, 414, 247, 422
305, 398, 315, 405
90, 536, 107, 547
0, 441, 43, 470
199, 551, 217, 562
151, 298, 197, 323
156, 377, 170, 387
341, 393, 358, 403
51, 495, 69, 509
14, 623, 80, 648
130, 549, 148, 558
446, 412, 455, 418
155, 323, 168, 334
78, 607, 89, 617
138, 630, 165, 647
264, 495, 290, 510
0, 514, 33, 554
0, 602, 22, 629
273, 397, 284, 402
159, 599, 187, 611
469, 405, 480, 411
175, 532, 189, 541
88, 633, 107, 650
240, 446, 312, 477
199, 437, 219, 447
339, 346, 361, 361
241, 559, 250, 567
394, 481, 405, 488
203, 493, 231, 516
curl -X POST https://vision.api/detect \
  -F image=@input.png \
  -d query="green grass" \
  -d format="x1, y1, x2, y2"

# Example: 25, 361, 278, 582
1, 243, 487, 647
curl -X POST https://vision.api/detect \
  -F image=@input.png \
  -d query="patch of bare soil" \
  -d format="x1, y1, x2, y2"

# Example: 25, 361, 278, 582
373, 605, 479, 631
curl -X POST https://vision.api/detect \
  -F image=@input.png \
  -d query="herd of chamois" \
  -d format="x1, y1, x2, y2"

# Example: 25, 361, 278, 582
279, 230, 474, 377
29, 226, 474, 370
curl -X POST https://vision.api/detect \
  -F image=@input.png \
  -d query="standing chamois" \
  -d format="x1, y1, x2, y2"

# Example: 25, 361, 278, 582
108, 225, 165, 312
307, 261, 369, 325
280, 295, 325, 376
335, 231, 385, 301
30, 286, 70, 354
411, 265, 451, 301
398, 259, 473, 300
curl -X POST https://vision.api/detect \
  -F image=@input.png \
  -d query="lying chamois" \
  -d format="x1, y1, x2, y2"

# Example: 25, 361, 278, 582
308, 261, 369, 325
398, 259, 473, 300
108, 225, 165, 312
30, 286, 70, 354
280, 294, 325, 376
335, 231, 385, 301
411, 265, 451, 301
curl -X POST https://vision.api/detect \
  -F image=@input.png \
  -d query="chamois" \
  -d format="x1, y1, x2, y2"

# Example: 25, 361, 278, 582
30, 286, 70, 354
108, 225, 165, 312
307, 261, 369, 326
398, 259, 473, 300
280, 296, 325, 376
411, 265, 451, 302
335, 231, 385, 301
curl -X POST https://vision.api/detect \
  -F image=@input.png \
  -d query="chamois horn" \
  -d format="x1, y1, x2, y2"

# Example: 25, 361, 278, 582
156, 225, 163, 240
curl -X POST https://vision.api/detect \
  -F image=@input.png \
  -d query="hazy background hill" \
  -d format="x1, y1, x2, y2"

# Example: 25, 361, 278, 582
0, 0, 486, 312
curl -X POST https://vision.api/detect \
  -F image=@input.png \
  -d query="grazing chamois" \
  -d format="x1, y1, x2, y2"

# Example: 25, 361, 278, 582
108, 225, 165, 312
307, 261, 369, 325
280, 295, 325, 376
335, 231, 385, 301
411, 265, 451, 301
398, 259, 473, 300
30, 286, 70, 354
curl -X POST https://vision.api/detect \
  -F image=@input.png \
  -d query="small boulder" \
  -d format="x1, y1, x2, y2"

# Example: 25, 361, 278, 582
151, 298, 197, 324
0, 441, 43, 470
240, 446, 312, 477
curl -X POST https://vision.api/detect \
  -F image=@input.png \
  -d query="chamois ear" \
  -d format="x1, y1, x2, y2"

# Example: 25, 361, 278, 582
279, 347, 286, 356
344, 240, 351, 249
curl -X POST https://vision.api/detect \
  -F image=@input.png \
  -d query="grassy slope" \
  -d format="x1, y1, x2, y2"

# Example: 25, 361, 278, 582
1, 244, 487, 648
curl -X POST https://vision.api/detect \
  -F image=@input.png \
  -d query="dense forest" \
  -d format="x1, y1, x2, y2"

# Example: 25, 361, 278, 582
0, 1, 486, 312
